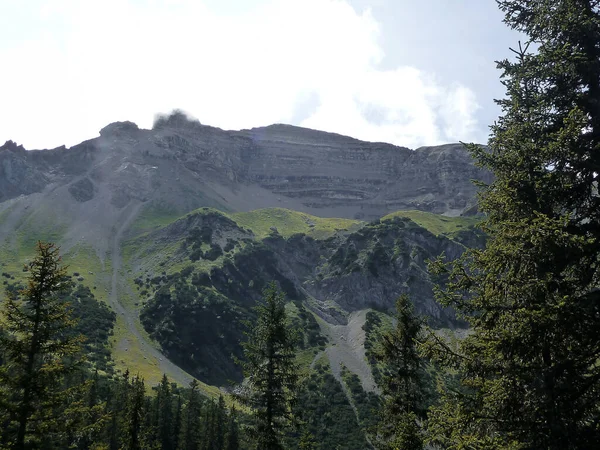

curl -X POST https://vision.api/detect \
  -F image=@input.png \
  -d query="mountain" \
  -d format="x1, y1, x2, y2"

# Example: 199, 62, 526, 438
0, 113, 487, 409
0, 114, 491, 444
130, 207, 482, 386
0, 112, 490, 257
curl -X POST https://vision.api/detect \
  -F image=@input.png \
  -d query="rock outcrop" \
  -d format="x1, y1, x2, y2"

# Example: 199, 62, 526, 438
0, 113, 490, 219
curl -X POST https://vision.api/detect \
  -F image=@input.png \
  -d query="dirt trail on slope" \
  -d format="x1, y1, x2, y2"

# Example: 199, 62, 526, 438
109, 201, 194, 387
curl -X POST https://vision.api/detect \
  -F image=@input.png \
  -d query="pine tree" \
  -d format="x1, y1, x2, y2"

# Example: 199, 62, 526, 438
179, 379, 203, 450
0, 241, 85, 449
213, 395, 227, 450
225, 406, 239, 450
108, 370, 131, 450
237, 282, 299, 450
202, 403, 215, 450
374, 295, 424, 450
173, 394, 183, 450
425, 1, 600, 448
123, 374, 147, 450
155, 374, 175, 450
297, 428, 317, 450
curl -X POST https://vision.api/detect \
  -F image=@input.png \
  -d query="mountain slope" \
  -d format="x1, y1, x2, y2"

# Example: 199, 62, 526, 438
0, 115, 487, 392
123, 207, 476, 385
0, 113, 490, 260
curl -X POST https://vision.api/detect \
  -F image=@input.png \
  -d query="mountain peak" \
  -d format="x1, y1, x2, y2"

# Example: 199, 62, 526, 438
0, 140, 26, 152
99, 121, 140, 137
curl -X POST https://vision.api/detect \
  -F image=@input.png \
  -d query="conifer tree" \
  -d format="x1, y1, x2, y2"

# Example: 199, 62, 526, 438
123, 374, 148, 450
425, 1, 600, 448
297, 429, 317, 450
155, 374, 175, 450
0, 241, 84, 449
225, 406, 240, 450
213, 395, 227, 450
179, 379, 203, 450
173, 394, 183, 450
374, 295, 424, 450
202, 403, 215, 450
108, 370, 131, 450
237, 282, 299, 450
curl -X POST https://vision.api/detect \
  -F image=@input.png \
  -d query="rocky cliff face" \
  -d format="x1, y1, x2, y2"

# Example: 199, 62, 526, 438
0, 113, 490, 235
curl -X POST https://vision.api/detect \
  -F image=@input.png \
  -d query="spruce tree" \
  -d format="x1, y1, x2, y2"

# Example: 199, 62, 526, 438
179, 379, 203, 450
374, 295, 424, 450
0, 241, 84, 449
425, 1, 600, 448
173, 394, 183, 450
108, 370, 131, 450
237, 282, 299, 450
213, 395, 227, 450
155, 374, 175, 450
225, 406, 239, 450
123, 374, 148, 450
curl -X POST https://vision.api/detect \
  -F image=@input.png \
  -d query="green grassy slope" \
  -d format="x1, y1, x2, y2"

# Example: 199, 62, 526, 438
382, 210, 481, 237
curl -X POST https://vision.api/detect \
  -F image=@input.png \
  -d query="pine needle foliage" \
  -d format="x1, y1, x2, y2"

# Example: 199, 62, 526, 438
237, 282, 299, 450
424, 2, 600, 449
374, 295, 424, 450
0, 241, 85, 449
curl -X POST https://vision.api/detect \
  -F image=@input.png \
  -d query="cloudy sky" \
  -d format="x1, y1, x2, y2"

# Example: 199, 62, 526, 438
0, 0, 521, 150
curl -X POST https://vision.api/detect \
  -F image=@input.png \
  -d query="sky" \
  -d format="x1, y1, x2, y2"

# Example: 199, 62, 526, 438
0, 0, 522, 150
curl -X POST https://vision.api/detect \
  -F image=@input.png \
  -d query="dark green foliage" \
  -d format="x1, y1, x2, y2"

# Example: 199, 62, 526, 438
237, 283, 299, 450
141, 283, 244, 384
179, 379, 203, 450
425, 2, 600, 449
374, 295, 425, 450
291, 362, 369, 450
142, 241, 304, 386
362, 311, 383, 385
204, 244, 223, 261
224, 239, 237, 253
340, 368, 380, 433
123, 374, 156, 450
289, 301, 327, 350
0, 242, 86, 449
155, 374, 176, 450
225, 406, 240, 450
62, 284, 117, 373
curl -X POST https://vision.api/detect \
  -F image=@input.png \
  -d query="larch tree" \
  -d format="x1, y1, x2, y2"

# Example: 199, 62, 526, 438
424, 1, 600, 449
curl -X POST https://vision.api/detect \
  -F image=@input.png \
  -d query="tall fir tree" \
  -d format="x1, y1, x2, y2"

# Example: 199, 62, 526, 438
374, 295, 424, 450
213, 395, 227, 450
0, 242, 85, 449
123, 374, 149, 450
155, 374, 175, 450
108, 370, 131, 450
225, 406, 240, 450
179, 379, 203, 450
425, 1, 600, 449
237, 282, 299, 450
173, 394, 183, 450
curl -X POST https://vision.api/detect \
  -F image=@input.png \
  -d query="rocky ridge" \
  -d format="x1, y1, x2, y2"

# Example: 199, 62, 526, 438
0, 112, 490, 258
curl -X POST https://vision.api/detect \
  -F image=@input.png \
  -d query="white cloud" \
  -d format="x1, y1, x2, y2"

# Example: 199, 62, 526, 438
0, 0, 482, 149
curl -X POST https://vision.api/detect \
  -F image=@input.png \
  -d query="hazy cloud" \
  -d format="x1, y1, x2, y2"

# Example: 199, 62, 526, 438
0, 0, 482, 149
